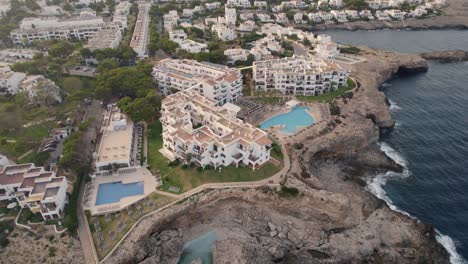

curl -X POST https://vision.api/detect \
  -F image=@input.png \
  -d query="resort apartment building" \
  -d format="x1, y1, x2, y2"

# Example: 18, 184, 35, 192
160, 91, 272, 170
94, 104, 134, 172
153, 59, 243, 106
253, 57, 348, 96
85, 28, 122, 51
113, 1, 131, 29
0, 163, 68, 220
10, 15, 121, 45
130, 2, 151, 58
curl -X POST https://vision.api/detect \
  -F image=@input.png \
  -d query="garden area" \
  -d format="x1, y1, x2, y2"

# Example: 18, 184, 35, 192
296, 78, 357, 104
87, 193, 176, 260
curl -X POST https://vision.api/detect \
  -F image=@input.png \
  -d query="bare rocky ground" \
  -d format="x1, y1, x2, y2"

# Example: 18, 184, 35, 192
0, 226, 85, 264
104, 49, 449, 263
305, 0, 468, 30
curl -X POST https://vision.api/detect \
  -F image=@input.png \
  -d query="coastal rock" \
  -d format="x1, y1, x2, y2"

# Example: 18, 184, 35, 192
421, 50, 468, 63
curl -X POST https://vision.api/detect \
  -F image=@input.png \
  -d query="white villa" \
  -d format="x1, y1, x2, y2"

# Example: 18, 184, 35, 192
153, 59, 243, 106
0, 164, 68, 220
224, 48, 251, 63
315, 35, 340, 59
169, 29, 188, 44
253, 57, 348, 96
180, 39, 208, 53
159, 91, 273, 170
163, 10, 179, 31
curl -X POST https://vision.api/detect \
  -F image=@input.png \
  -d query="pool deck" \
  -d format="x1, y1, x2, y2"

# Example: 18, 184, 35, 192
83, 167, 159, 216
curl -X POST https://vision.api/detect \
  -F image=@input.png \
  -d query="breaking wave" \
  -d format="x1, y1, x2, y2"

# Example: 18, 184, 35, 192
436, 231, 467, 264
367, 142, 467, 264
366, 142, 411, 217
388, 99, 402, 111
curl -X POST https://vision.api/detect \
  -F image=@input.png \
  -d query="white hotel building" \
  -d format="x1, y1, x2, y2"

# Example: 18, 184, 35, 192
94, 104, 134, 172
10, 15, 121, 45
160, 91, 272, 170
253, 57, 348, 96
153, 59, 243, 106
0, 164, 68, 220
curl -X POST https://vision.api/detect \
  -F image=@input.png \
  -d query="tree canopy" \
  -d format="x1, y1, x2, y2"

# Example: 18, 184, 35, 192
95, 62, 156, 100
117, 90, 161, 122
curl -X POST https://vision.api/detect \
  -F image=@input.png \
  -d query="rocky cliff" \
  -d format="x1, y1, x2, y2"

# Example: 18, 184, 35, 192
103, 48, 449, 264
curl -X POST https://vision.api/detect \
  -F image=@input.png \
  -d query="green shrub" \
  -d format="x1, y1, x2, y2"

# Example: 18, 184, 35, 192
279, 186, 299, 198
48, 246, 57, 257
340, 46, 361, 54
329, 103, 341, 116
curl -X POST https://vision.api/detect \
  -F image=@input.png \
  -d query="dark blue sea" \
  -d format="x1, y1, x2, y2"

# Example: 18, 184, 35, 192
326, 30, 468, 263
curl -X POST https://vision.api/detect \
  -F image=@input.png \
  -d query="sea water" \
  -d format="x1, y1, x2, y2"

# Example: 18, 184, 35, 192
325, 30, 468, 263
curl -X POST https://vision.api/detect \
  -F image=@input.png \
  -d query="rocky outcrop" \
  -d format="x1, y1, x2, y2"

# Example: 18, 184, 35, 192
421, 50, 468, 63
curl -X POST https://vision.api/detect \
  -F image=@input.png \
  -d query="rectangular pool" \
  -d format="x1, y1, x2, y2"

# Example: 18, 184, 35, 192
95, 181, 144, 206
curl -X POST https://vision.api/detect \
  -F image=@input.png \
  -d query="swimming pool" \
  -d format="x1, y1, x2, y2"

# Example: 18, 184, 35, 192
95, 181, 144, 205
260, 106, 314, 134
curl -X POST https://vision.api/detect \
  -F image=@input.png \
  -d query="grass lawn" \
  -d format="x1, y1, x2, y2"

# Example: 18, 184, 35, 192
0, 205, 20, 219
296, 78, 356, 104
87, 193, 176, 260
147, 121, 172, 175
159, 162, 280, 193
146, 120, 282, 194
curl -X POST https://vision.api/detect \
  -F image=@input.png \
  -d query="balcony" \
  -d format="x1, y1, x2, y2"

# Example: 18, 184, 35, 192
248, 154, 259, 162
232, 153, 243, 160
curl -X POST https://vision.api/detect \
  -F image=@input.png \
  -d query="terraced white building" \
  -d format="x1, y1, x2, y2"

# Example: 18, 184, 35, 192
153, 59, 243, 106
253, 57, 348, 96
159, 91, 272, 170
0, 164, 68, 220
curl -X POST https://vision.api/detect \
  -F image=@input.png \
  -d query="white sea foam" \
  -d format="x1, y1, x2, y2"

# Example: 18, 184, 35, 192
436, 231, 468, 264
368, 142, 467, 264
389, 99, 402, 111
382, 82, 392, 88
366, 142, 412, 217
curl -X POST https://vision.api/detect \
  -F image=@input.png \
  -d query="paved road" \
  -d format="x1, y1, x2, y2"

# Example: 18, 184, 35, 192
78, 178, 97, 264
291, 41, 310, 56
77, 99, 103, 264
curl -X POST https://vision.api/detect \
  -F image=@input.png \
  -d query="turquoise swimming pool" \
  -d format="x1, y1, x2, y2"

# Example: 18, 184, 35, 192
95, 181, 144, 205
260, 106, 314, 133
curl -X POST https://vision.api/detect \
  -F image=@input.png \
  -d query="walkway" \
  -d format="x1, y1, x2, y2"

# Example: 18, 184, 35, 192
78, 179, 98, 264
